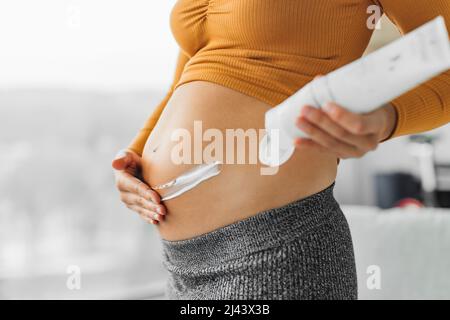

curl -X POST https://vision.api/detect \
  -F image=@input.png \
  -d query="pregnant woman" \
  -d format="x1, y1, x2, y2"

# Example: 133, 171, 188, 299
112, 0, 450, 299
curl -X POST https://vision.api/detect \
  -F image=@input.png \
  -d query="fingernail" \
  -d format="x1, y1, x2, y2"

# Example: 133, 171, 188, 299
157, 207, 165, 215
297, 115, 308, 125
323, 103, 333, 113
300, 106, 311, 116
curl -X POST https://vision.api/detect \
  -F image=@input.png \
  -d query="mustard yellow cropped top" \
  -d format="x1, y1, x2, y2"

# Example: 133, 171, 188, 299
129, 0, 450, 155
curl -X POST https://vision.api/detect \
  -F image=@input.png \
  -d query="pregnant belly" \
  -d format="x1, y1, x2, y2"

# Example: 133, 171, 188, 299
141, 81, 338, 241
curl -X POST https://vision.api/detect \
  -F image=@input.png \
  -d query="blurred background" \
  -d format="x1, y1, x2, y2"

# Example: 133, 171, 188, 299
1, 1, 449, 300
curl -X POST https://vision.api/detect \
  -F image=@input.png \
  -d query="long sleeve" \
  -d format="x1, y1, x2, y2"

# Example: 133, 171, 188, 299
374, 0, 450, 138
127, 50, 190, 155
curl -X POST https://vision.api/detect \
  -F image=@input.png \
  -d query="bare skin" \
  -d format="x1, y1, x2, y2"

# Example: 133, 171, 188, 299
112, 81, 397, 241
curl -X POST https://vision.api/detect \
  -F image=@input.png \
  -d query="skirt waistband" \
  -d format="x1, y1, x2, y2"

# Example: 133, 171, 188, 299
161, 182, 339, 267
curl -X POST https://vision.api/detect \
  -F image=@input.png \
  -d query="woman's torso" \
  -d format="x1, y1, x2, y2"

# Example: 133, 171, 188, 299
142, 81, 337, 241
141, 0, 378, 240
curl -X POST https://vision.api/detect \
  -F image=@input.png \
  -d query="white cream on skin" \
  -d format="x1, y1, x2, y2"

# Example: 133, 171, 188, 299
152, 161, 223, 201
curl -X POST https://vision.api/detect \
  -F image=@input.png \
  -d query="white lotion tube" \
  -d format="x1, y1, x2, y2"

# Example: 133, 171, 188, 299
260, 16, 450, 167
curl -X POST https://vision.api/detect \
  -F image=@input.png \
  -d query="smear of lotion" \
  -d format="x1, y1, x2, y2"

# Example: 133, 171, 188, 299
152, 161, 223, 201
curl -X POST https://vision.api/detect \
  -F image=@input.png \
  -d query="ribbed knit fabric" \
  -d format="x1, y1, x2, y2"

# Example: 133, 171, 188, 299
161, 182, 358, 300
128, 0, 450, 155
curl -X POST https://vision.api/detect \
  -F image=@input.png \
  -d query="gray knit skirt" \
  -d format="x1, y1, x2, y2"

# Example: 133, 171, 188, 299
161, 182, 358, 300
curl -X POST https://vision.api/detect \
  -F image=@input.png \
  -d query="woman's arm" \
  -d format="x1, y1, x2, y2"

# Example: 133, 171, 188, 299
127, 50, 190, 155
375, 0, 450, 138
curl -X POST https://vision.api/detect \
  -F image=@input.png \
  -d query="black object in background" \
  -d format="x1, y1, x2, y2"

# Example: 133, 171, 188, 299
374, 172, 422, 209
436, 164, 450, 208
436, 191, 450, 208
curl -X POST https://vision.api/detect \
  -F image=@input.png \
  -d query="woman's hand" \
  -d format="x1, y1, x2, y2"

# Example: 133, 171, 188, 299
295, 102, 397, 159
112, 150, 166, 224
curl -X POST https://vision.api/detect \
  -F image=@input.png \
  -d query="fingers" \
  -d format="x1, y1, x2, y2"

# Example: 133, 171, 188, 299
127, 205, 164, 224
112, 150, 133, 170
120, 188, 166, 224
112, 149, 142, 171
121, 191, 166, 224
120, 192, 166, 215
115, 170, 161, 204
322, 102, 381, 135
116, 172, 166, 224
299, 106, 378, 152
295, 119, 361, 158
113, 149, 166, 224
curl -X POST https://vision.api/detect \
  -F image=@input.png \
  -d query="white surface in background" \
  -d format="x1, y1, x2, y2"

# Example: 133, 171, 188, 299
0, 0, 178, 90
343, 205, 450, 300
